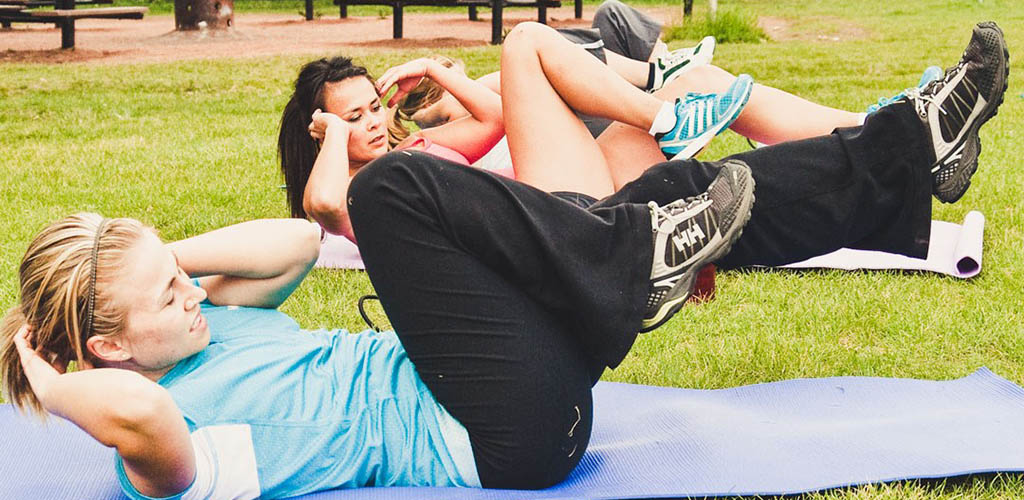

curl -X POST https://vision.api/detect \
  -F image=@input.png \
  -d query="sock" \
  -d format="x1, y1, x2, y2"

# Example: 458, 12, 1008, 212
645, 63, 657, 91
648, 101, 677, 136
857, 112, 868, 125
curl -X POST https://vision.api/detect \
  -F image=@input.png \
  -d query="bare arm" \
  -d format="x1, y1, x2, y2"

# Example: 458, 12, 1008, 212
378, 58, 504, 163
14, 326, 194, 498
168, 218, 321, 308
302, 110, 357, 241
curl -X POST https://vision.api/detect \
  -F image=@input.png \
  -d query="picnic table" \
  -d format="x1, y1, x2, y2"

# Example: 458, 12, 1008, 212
0, 0, 147, 49
331, 0, 582, 45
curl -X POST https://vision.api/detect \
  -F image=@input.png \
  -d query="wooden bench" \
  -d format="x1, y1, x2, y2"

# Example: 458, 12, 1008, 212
0, 0, 146, 49
330, 0, 581, 44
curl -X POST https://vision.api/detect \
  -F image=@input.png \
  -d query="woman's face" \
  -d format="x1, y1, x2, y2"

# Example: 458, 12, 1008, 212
107, 231, 210, 377
322, 77, 389, 165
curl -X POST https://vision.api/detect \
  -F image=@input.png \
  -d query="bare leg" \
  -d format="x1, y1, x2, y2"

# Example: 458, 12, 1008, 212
501, 22, 671, 197
670, 65, 864, 145
603, 49, 650, 88
504, 23, 665, 133
481, 50, 650, 94
501, 25, 614, 197
599, 65, 867, 189
597, 121, 666, 190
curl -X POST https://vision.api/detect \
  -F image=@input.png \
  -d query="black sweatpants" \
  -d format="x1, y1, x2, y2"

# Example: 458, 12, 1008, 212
346, 102, 934, 489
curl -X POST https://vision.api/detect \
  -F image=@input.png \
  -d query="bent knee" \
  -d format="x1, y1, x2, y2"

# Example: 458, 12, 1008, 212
502, 21, 557, 52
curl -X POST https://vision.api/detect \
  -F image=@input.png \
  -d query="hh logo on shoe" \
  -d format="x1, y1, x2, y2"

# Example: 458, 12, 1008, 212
672, 224, 706, 252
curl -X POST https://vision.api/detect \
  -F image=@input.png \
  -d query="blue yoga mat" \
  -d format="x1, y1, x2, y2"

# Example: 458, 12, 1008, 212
3, 368, 1024, 499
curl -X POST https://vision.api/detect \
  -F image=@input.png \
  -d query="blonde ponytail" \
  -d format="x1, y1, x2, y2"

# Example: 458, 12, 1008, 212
0, 307, 35, 413
386, 54, 465, 149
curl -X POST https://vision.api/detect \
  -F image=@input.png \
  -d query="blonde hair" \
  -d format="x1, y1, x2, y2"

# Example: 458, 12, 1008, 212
387, 54, 464, 149
1, 213, 149, 415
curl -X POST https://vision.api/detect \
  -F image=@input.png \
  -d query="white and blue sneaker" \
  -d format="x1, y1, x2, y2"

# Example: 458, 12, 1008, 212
866, 66, 943, 114
650, 36, 716, 91
642, 160, 755, 333
656, 74, 754, 160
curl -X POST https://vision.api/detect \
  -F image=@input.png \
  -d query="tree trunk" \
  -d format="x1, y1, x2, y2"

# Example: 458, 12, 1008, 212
175, 0, 234, 30
683, 0, 693, 17
709, 0, 717, 17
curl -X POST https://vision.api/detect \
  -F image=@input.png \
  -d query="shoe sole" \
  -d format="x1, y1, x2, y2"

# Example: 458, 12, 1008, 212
935, 21, 1009, 203
639, 160, 756, 333
667, 75, 754, 161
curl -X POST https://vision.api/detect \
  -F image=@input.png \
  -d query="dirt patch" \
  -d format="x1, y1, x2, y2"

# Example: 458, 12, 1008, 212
759, 15, 869, 42
0, 8, 602, 64
0, 46, 127, 63
1, 7, 875, 65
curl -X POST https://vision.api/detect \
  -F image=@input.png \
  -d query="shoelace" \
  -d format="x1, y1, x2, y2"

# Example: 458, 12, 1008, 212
659, 48, 695, 68
872, 89, 911, 109
907, 58, 973, 117
682, 91, 708, 103
648, 194, 708, 233
905, 86, 948, 118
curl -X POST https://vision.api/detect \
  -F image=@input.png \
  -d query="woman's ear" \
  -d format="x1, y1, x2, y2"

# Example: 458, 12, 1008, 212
85, 334, 130, 364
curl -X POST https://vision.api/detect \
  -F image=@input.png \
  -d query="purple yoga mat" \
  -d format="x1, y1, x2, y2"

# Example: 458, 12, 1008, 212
2, 368, 1024, 499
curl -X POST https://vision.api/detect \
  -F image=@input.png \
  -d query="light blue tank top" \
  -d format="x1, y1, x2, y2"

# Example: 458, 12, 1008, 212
114, 303, 479, 499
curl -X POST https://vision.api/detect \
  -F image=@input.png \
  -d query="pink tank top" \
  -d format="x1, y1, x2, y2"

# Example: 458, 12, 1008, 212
399, 135, 515, 179
400, 135, 470, 165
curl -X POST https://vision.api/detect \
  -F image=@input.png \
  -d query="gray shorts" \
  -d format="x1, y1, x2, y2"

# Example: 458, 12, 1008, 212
557, 0, 662, 63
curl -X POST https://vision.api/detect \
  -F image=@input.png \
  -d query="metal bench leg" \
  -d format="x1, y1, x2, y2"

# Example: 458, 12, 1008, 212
60, 17, 74, 49
305, 0, 313, 20
538, 5, 546, 24
393, 3, 402, 38
339, 3, 347, 18
1, 20, 11, 29
468, 5, 477, 21
575, 0, 581, 18
490, 0, 501, 44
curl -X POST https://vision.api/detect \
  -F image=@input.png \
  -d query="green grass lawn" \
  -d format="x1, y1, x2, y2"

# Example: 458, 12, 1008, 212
2, 0, 1024, 497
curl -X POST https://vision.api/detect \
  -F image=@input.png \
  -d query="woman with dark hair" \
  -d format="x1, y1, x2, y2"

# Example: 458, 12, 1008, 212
277, 22, 755, 241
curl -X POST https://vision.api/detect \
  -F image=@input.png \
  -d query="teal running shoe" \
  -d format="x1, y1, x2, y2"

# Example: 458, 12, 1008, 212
656, 74, 753, 160
866, 66, 943, 114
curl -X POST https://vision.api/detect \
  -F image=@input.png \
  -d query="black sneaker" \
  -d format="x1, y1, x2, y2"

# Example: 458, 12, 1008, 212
904, 21, 1009, 203
641, 160, 755, 333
